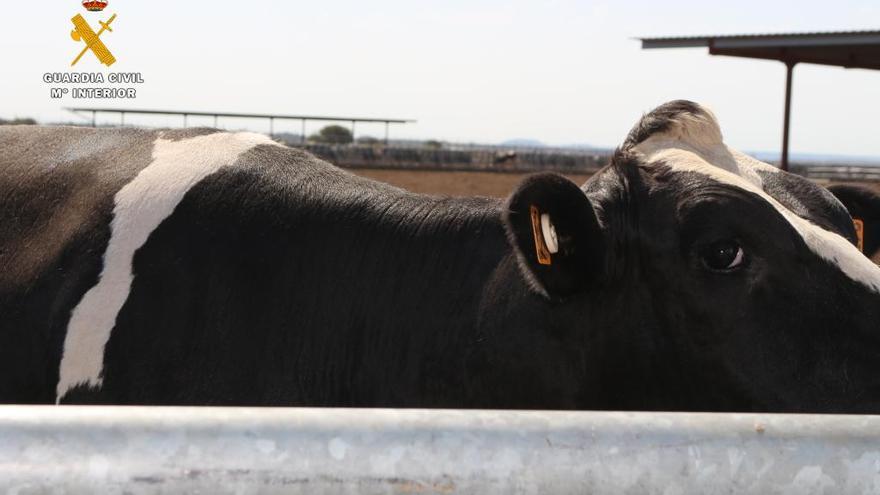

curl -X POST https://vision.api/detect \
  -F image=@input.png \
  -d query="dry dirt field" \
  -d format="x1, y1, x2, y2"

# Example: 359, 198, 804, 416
347, 168, 592, 198
348, 168, 880, 198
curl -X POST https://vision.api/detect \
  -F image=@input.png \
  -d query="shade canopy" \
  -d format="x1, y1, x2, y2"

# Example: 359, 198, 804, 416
641, 30, 880, 70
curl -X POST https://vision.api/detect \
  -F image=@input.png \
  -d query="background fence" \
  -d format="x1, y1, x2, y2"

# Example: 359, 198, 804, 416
298, 144, 609, 174
793, 164, 880, 182
295, 143, 880, 181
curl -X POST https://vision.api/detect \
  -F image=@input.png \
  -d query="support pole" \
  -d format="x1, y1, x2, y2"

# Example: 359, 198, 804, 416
120, 112, 124, 127
351, 120, 356, 143
91, 110, 96, 127
301, 119, 306, 144
183, 114, 188, 128
214, 115, 218, 128
385, 121, 389, 145
781, 61, 795, 172
269, 117, 275, 138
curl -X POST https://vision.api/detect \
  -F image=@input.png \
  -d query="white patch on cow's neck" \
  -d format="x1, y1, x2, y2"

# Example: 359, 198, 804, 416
633, 106, 880, 295
56, 131, 278, 403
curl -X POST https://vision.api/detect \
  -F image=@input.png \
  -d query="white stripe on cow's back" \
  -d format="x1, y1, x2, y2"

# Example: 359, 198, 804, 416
56, 131, 279, 403
633, 106, 880, 295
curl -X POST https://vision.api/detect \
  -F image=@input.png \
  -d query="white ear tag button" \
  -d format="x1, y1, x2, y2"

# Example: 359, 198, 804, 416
540, 213, 559, 254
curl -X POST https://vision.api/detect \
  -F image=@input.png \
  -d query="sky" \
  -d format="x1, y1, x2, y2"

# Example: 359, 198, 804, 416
2, 0, 879, 156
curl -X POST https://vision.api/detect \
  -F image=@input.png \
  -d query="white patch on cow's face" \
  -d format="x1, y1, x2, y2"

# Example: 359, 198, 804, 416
55, 131, 279, 403
632, 105, 880, 294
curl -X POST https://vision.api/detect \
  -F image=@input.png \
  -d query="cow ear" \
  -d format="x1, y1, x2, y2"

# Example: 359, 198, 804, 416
828, 184, 880, 258
503, 173, 604, 300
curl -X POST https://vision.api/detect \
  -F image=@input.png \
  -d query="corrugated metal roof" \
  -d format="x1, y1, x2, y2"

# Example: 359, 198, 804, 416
639, 29, 880, 70
641, 29, 880, 43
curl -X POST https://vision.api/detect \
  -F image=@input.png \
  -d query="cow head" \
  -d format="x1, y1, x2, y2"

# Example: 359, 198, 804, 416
502, 100, 880, 413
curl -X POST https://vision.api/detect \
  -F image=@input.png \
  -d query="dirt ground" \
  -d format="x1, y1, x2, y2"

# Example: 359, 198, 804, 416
348, 168, 880, 198
347, 168, 592, 198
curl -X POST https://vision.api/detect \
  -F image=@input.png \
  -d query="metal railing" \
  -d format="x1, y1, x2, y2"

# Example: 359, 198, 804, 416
296, 143, 608, 173
793, 164, 880, 182
3, 406, 880, 493
64, 107, 416, 144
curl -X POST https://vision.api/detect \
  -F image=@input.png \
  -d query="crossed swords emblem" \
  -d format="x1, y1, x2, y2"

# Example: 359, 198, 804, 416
70, 13, 117, 67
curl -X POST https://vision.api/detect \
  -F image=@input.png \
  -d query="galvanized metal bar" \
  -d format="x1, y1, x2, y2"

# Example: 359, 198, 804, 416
2, 406, 880, 494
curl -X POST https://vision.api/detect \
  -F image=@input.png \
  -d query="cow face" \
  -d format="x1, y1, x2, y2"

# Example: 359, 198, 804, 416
504, 100, 880, 412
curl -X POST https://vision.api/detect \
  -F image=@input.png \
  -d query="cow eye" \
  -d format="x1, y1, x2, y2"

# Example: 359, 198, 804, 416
700, 240, 745, 271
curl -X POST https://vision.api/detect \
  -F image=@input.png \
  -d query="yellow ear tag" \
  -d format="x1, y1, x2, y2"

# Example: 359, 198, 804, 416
529, 205, 552, 265
854, 218, 865, 253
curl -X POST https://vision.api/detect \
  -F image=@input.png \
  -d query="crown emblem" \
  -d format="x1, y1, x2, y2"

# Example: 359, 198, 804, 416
82, 0, 108, 11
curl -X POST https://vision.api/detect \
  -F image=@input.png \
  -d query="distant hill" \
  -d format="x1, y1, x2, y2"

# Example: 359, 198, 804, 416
560, 143, 607, 152
750, 151, 880, 166
500, 138, 546, 148
499, 138, 609, 153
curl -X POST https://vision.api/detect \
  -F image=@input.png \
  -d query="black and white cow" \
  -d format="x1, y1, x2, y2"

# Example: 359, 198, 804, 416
2, 100, 879, 412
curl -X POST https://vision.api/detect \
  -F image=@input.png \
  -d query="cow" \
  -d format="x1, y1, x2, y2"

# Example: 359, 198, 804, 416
1, 100, 879, 412
827, 183, 880, 262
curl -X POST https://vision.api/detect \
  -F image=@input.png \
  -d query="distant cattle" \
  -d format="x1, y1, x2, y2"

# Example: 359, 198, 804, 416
827, 183, 880, 262
2, 100, 879, 412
